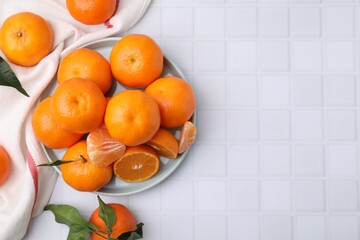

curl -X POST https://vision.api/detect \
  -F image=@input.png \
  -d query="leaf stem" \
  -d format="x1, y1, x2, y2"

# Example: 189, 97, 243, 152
80, 155, 87, 163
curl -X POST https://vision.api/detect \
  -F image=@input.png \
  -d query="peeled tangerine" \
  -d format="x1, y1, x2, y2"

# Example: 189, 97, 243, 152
178, 121, 197, 154
87, 125, 126, 167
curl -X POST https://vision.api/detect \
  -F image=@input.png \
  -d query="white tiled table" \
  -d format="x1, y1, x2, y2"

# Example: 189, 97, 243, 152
25, 0, 360, 240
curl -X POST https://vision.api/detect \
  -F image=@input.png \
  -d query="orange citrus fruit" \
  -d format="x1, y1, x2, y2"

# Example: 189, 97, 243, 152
66, 0, 117, 25
0, 12, 53, 66
32, 97, 83, 149
60, 140, 112, 192
87, 125, 126, 167
110, 34, 163, 88
113, 145, 160, 182
147, 128, 178, 159
51, 78, 106, 134
89, 203, 136, 240
0, 146, 11, 186
178, 121, 197, 154
57, 48, 112, 93
145, 76, 196, 128
105, 90, 160, 146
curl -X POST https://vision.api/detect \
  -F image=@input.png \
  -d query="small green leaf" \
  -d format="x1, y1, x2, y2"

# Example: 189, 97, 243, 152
0, 56, 29, 97
37, 160, 77, 167
45, 204, 98, 240
118, 223, 144, 240
97, 195, 116, 236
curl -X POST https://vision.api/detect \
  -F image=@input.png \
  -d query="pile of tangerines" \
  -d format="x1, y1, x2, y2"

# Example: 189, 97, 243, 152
32, 34, 197, 192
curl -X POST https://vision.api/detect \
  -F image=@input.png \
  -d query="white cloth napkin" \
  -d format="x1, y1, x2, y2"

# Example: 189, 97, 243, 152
0, 1, 151, 239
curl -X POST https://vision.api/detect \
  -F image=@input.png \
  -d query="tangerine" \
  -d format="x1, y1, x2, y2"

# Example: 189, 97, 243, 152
57, 48, 112, 93
87, 125, 126, 167
0, 12, 53, 66
110, 34, 163, 88
145, 76, 196, 128
113, 145, 160, 182
105, 90, 160, 146
89, 203, 136, 240
66, 0, 117, 25
147, 128, 178, 159
51, 78, 106, 134
32, 97, 83, 149
60, 140, 112, 192
0, 146, 11, 187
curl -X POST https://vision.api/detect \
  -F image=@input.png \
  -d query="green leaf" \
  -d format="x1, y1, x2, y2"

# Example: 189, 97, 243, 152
97, 195, 116, 236
44, 204, 98, 240
118, 223, 144, 240
37, 160, 77, 167
0, 56, 29, 97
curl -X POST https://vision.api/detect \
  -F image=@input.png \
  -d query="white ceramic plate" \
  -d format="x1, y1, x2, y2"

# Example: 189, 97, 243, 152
40, 37, 196, 196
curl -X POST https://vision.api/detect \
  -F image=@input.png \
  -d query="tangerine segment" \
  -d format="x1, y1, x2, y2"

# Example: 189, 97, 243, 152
113, 145, 160, 182
51, 78, 106, 134
147, 128, 178, 159
145, 76, 196, 128
87, 125, 126, 167
32, 97, 83, 149
66, 0, 117, 25
105, 90, 160, 146
60, 140, 112, 192
0, 146, 11, 186
110, 34, 163, 88
0, 12, 53, 66
178, 121, 197, 154
89, 203, 136, 240
57, 48, 112, 93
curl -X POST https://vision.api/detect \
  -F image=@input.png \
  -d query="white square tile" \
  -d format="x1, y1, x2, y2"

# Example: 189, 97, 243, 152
262, 216, 293, 240
326, 110, 357, 141
262, 180, 292, 211
196, 41, 225, 72
163, 215, 194, 240
229, 110, 259, 141
228, 41, 257, 72
172, 149, 195, 178
229, 144, 259, 176
261, 110, 290, 141
295, 180, 325, 211
127, 7, 162, 37
195, 144, 227, 177
196, 7, 225, 37
229, 216, 260, 240
262, 0, 288, 3
260, 41, 289, 72
261, 75, 290, 106
325, 7, 355, 37
198, 180, 227, 212
294, 144, 325, 176
163, 8, 193, 38
229, 75, 258, 106
62, 185, 96, 216
325, 41, 355, 71
230, 180, 260, 211
135, 214, 161, 239
195, 75, 226, 108
197, 110, 227, 141
261, 145, 291, 176
163, 40, 193, 72
294, 110, 324, 140
329, 216, 359, 240
197, 216, 227, 240
328, 145, 358, 176
198, 0, 225, 3
328, 180, 358, 211
292, 7, 321, 37
293, 75, 323, 106
259, 8, 289, 37
227, 7, 257, 37
165, 179, 194, 211
129, 187, 162, 212
292, 41, 322, 71
325, 75, 356, 106
296, 216, 326, 240
26, 212, 66, 240
293, 0, 321, 3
